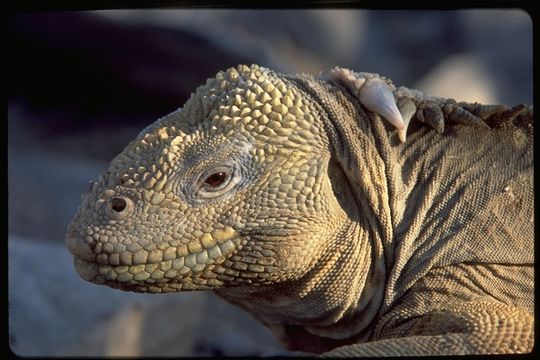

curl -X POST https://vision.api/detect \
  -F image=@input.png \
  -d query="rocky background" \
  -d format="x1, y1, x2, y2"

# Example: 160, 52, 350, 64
7, 9, 532, 356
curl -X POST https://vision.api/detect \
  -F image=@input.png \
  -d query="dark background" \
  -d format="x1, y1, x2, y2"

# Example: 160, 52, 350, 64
7, 9, 532, 356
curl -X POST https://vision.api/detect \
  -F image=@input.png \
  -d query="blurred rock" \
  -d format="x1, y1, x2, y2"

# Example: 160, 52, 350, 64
457, 10, 532, 105
355, 11, 467, 86
8, 107, 112, 242
7, 149, 106, 243
8, 235, 151, 356
97, 9, 367, 74
415, 54, 498, 104
94, 9, 531, 105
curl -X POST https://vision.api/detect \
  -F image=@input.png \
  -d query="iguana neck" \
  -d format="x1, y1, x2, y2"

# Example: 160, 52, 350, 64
215, 206, 387, 352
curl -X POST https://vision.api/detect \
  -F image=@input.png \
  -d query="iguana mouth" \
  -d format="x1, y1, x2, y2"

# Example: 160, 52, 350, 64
71, 236, 243, 292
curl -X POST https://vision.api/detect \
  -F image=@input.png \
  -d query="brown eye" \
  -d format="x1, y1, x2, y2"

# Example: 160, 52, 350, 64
204, 172, 227, 187
195, 165, 237, 199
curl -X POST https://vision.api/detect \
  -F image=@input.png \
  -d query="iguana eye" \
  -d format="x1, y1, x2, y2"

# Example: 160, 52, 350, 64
194, 165, 238, 199
204, 172, 228, 187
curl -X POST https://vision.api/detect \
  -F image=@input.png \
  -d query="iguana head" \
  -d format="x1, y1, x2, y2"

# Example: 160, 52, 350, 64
66, 64, 364, 293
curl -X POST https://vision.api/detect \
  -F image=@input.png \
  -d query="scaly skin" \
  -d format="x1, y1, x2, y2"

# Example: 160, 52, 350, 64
66, 64, 533, 355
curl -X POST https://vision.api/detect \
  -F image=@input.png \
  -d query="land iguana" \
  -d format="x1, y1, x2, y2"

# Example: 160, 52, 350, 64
65, 64, 533, 355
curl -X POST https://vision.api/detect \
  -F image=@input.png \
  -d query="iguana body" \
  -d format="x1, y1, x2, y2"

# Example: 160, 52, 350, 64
66, 64, 533, 355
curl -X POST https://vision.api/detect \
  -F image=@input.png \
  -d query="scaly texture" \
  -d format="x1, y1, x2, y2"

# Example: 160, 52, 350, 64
65, 64, 533, 355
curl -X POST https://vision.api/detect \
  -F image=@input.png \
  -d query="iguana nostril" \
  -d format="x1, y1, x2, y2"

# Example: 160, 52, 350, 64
110, 197, 127, 212
105, 196, 132, 220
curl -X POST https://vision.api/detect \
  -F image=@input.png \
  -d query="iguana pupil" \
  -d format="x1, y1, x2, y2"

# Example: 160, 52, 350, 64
204, 172, 227, 187
110, 197, 127, 212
